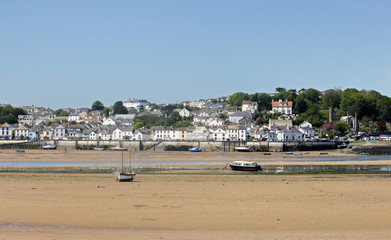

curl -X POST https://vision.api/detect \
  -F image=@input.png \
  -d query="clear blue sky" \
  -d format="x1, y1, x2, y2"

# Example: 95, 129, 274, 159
1, 0, 390, 110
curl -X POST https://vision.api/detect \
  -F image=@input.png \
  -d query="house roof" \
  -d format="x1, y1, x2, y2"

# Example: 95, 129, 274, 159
272, 101, 293, 107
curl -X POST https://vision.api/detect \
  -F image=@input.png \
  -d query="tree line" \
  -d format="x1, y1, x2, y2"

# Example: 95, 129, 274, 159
229, 88, 391, 133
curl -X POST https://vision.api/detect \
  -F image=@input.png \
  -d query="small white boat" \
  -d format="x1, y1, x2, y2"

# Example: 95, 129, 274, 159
42, 144, 57, 150
93, 147, 104, 151
117, 172, 136, 182
117, 147, 135, 182
112, 146, 127, 151
189, 147, 202, 152
228, 161, 262, 171
234, 147, 250, 152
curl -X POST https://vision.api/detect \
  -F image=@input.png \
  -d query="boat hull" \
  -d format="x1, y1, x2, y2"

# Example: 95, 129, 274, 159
42, 145, 57, 150
228, 161, 262, 171
189, 147, 202, 152
117, 173, 135, 182
229, 165, 262, 171
234, 147, 250, 152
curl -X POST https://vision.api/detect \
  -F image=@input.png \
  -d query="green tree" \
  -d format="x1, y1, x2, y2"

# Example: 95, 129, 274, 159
91, 100, 104, 111
377, 96, 391, 121
54, 109, 69, 117
322, 89, 342, 108
336, 121, 349, 136
294, 95, 307, 113
113, 101, 128, 114
161, 104, 177, 116
0, 106, 26, 124
273, 89, 296, 102
102, 107, 111, 117
276, 87, 286, 93
250, 93, 272, 111
229, 92, 250, 107
135, 122, 143, 129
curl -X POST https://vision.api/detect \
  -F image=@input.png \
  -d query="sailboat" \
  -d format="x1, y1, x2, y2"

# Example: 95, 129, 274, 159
117, 146, 136, 182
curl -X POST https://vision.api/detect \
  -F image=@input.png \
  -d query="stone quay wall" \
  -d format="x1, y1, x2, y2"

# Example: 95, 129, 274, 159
0, 140, 338, 152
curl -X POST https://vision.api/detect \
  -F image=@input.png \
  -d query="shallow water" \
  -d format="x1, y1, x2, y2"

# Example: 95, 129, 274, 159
0, 222, 74, 229
1, 155, 391, 167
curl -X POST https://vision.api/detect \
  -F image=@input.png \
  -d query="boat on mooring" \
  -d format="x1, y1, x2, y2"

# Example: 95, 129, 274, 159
117, 147, 135, 182
42, 144, 57, 150
234, 146, 250, 152
112, 146, 127, 151
228, 161, 262, 171
189, 147, 202, 152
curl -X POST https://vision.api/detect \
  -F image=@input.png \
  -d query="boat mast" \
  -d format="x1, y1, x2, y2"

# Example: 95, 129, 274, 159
121, 148, 124, 173
129, 145, 132, 172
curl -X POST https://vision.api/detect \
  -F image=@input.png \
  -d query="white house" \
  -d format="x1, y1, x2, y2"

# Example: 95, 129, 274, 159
269, 119, 293, 130
299, 121, 312, 129
123, 99, 150, 110
0, 123, 13, 139
68, 114, 80, 122
53, 125, 67, 139
132, 130, 149, 140
18, 115, 36, 126
205, 118, 224, 127
14, 124, 29, 139
41, 127, 53, 140
176, 108, 191, 118
186, 127, 209, 141
226, 125, 247, 141
267, 131, 278, 141
277, 126, 304, 142
112, 128, 123, 140
193, 116, 208, 126
242, 101, 258, 113
272, 99, 293, 114
209, 128, 227, 141
229, 112, 252, 124
102, 118, 116, 126
153, 127, 175, 141
99, 129, 112, 141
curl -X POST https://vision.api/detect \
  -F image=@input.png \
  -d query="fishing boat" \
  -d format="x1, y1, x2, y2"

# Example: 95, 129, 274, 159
234, 146, 250, 152
42, 144, 57, 150
117, 147, 135, 182
189, 147, 202, 152
228, 161, 262, 171
112, 146, 127, 151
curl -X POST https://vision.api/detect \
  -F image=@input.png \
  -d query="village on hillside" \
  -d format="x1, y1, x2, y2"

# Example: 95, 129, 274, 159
1, 88, 390, 143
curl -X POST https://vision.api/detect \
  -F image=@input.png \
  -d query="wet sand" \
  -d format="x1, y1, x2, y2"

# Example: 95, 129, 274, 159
1, 150, 391, 239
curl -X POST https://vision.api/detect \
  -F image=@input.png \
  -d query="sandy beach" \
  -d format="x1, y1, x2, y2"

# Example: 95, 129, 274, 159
1, 150, 391, 239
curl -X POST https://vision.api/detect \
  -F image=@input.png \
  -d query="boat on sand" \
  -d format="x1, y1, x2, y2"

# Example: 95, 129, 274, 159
189, 147, 202, 152
228, 161, 262, 171
234, 147, 250, 152
117, 147, 135, 182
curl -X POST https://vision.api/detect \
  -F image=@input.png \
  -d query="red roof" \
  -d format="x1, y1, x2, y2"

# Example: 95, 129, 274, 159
272, 101, 293, 107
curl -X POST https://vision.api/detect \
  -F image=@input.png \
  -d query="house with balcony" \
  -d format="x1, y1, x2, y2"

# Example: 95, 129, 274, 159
271, 99, 293, 114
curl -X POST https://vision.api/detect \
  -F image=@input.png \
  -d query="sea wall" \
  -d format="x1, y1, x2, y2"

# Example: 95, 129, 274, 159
351, 144, 391, 155
0, 140, 338, 152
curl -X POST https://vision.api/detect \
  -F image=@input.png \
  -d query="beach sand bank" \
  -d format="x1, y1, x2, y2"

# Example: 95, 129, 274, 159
1, 172, 391, 239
